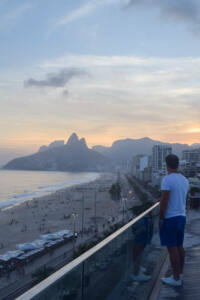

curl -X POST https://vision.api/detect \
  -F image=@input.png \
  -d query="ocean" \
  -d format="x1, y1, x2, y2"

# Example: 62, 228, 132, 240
0, 170, 99, 209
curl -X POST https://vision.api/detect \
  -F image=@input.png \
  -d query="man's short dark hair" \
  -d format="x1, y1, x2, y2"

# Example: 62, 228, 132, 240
165, 154, 179, 169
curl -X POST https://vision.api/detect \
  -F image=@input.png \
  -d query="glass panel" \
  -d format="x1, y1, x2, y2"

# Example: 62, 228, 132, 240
114, 206, 165, 300
82, 206, 164, 300
19, 205, 165, 300
83, 228, 129, 300
32, 264, 83, 300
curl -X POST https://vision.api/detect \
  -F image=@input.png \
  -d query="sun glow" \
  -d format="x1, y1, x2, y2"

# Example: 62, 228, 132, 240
187, 128, 200, 133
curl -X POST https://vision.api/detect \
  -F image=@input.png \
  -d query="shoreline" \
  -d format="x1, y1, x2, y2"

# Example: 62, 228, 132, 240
0, 171, 101, 211
0, 172, 139, 255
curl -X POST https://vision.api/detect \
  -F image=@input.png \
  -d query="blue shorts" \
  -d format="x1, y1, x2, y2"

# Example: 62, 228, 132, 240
159, 216, 186, 247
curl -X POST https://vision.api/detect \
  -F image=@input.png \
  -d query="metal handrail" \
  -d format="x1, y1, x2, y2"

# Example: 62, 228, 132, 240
17, 202, 160, 300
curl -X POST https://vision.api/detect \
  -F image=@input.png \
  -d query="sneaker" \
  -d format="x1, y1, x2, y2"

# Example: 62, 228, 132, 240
168, 274, 183, 281
131, 273, 151, 282
161, 276, 182, 286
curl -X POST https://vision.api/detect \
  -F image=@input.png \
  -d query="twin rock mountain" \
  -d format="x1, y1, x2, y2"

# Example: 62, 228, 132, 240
4, 133, 199, 172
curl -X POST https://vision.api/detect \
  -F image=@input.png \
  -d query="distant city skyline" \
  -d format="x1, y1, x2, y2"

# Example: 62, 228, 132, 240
1, 0, 200, 163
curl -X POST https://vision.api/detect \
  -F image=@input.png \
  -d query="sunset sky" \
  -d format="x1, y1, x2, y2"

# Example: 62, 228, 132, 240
0, 0, 200, 164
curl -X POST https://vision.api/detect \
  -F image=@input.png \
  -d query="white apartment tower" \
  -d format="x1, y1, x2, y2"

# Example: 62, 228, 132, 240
152, 145, 172, 176
182, 148, 200, 163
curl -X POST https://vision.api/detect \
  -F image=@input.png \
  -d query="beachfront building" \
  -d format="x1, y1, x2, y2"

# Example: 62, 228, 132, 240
181, 149, 200, 178
152, 145, 172, 175
182, 148, 200, 163
132, 154, 144, 178
181, 162, 200, 178
188, 177, 200, 209
131, 155, 151, 182
151, 145, 172, 186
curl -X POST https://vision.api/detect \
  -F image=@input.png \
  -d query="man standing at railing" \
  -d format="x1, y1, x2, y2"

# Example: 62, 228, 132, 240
159, 154, 189, 287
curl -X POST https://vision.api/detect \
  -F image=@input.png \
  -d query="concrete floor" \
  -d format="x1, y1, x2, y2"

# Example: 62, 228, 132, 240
157, 211, 200, 300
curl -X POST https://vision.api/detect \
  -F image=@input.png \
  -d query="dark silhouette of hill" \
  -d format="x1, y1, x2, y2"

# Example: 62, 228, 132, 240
38, 140, 64, 152
93, 137, 194, 163
4, 133, 110, 172
4, 134, 199, 171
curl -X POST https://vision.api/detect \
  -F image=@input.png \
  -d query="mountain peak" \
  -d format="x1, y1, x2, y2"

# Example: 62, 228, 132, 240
49, 140, 64, 148
139, 137, 152, 141
66, 133, 79, 146
79, 138, 87, 148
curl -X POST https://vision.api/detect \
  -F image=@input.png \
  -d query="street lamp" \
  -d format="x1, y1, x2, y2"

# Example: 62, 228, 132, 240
94, 191, 98, 237
72, 212, 78, 237
128, 190, 132, 197
128, 189, 135, 201
76, 188, 86, 237
121, 197, 128, 222
81, 195, 85, 237
72, 212, 78, 253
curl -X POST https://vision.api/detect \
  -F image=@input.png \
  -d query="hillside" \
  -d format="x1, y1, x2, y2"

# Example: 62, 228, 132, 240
93, 137, 194, 163
4, 133, 111, 172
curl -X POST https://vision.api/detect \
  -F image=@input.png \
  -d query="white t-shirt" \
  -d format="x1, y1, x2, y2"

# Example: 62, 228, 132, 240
161, 173, 189, 219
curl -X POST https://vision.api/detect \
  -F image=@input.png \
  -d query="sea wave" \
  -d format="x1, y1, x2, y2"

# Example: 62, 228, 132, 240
14, 192, 36, 199
0, 171, 100, 210
0, 200, 19, 209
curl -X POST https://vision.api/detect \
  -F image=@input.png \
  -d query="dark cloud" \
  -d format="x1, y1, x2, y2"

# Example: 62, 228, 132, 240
24, 68, 87, 88
62, 89, 69, 97
127, 0, 200, 30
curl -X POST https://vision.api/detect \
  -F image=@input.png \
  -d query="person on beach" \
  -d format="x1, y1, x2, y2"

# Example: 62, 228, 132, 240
159, 154, 189, 286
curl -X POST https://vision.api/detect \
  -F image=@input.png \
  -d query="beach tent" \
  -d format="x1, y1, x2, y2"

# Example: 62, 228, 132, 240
31, 239, 47, 248
57, 230, 73, 238
40, 233, 62, 241
22, 248, 43, 258
16, 243, 38, 251
45, 239, 63, 248
6, 250, 24, 258
0, 253, 12, 262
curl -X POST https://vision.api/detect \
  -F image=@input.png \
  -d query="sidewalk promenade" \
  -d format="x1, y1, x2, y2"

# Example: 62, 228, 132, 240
157, 210, 200, 300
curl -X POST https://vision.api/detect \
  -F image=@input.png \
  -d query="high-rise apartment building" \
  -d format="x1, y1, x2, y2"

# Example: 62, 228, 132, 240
182, 148, 200, 163
152, 145, 172, 176
131, 155, 151, 182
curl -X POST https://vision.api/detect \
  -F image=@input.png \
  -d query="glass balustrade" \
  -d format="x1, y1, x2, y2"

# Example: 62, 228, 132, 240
17, 203, 165, 300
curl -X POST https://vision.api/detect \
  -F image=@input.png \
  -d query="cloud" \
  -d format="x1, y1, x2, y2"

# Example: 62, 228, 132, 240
0, 2, 33, 33
55, 0, 122, 28
62, 89, 69, 97
24, 68, 87, 89
2, 54, 200, 146
161, 0, 198, 23
127, 0, 200, 31
41, 55, 155, 69
57, 2, 96, 26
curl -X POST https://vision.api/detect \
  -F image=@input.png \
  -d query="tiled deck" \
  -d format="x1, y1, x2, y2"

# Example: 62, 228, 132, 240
157, 212, 200, 300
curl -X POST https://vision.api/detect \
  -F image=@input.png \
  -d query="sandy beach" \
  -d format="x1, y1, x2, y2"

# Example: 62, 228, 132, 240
0, 172, 141, 255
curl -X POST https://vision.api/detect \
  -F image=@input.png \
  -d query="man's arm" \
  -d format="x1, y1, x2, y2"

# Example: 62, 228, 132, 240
159, 190, 170, 224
